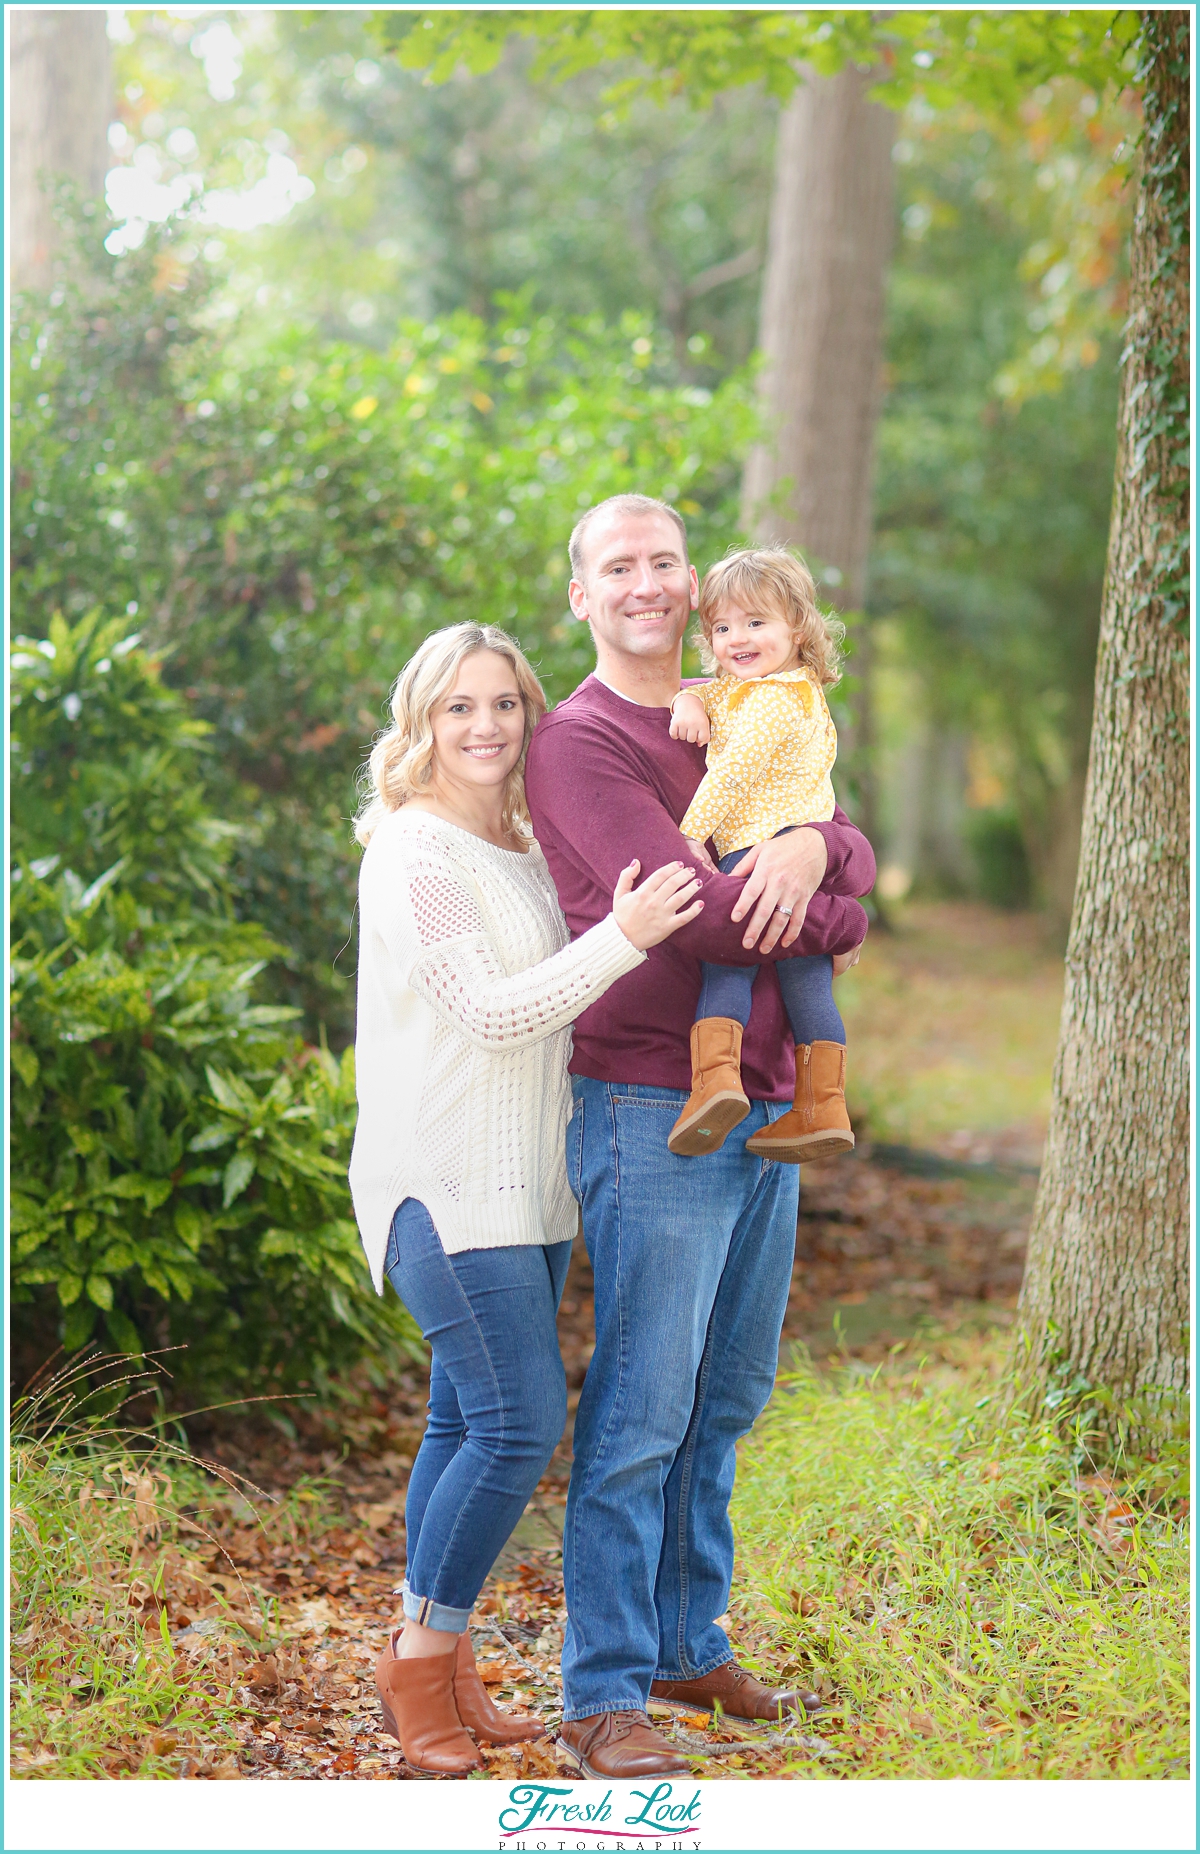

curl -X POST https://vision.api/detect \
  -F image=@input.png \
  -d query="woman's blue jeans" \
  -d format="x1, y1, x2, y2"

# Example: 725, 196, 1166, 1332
383, 1197, 572, 1632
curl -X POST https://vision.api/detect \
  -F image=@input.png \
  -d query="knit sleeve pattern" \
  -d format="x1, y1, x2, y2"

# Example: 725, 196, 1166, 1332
403, 859, 646, 1052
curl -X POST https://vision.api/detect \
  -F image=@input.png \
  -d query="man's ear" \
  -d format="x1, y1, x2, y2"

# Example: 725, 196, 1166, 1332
688, 564, 700, 610
567, 578, 590, 624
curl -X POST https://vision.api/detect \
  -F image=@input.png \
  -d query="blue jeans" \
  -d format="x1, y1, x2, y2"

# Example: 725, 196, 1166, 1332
561, 1079, 800, 1719
383, 1198, 573, 1632
696, 842, 846, 1045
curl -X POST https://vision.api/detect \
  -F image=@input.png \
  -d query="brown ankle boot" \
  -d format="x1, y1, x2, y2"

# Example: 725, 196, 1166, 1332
745, 1041, 854, 1163
668, 1018, 751, 1156
375, 1628, 483, 1776
453, 1632, 548, 1744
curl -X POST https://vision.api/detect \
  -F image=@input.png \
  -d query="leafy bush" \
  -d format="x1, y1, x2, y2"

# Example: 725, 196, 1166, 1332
966, 807, 1033, 909
13, 228, 754, 1032
10, 611, 419, 1395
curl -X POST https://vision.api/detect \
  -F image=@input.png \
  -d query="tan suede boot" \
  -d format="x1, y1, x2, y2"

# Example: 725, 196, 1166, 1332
745, 1041, 854, 1164
667, 1018, 751, 1157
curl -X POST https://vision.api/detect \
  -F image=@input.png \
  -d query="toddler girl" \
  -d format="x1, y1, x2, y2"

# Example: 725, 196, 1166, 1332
667, 545, 860, 1163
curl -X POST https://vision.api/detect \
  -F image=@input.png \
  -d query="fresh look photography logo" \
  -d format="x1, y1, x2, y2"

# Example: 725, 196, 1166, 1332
498, 1780, 703, 1848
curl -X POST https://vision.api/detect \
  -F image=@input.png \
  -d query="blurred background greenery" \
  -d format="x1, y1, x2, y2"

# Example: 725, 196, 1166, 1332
11, 8, 1138, 1384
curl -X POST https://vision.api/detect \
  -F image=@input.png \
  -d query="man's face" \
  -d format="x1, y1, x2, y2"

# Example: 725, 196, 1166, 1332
568, 511, 699, 663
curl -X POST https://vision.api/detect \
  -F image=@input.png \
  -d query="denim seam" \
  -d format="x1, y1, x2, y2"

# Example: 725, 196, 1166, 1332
410, 1254, 510, 1612
565, 1083, 631, 1705
671, 1295, 719, 1677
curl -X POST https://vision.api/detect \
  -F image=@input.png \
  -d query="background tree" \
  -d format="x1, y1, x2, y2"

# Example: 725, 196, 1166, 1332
10, 9, 112, 290
742, 63, 896, 850
379, 7, 1139, 890
1017, 11, 1190, 1417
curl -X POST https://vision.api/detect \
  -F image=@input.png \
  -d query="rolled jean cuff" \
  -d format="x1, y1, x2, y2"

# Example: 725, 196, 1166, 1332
401, 1585, 471, 1634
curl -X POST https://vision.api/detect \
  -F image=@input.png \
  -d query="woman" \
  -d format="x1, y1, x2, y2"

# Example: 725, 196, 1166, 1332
349, 622, 702, 1776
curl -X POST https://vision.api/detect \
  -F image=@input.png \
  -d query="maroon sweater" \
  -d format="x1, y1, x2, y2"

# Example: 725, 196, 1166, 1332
524, 674, 875, 1100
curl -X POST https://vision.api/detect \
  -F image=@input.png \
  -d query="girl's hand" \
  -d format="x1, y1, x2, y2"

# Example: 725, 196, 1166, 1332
669, 693, 710, 745
832, 942, 863, 978
612, 859, 704, 951
685, 836, 719, 875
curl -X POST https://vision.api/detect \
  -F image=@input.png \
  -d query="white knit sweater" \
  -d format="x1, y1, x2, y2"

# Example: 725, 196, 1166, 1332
348, 808, 646, 1289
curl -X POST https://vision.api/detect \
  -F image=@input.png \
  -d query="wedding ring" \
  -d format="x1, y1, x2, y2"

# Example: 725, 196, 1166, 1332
776, 905, 793, 917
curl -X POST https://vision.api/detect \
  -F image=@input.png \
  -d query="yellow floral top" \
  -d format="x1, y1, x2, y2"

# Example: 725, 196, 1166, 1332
678, 668, 838, 859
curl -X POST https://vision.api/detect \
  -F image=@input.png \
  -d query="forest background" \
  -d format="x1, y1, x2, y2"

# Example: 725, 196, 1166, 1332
7, 6, 1149, 1396
9, 4, 1191, 1795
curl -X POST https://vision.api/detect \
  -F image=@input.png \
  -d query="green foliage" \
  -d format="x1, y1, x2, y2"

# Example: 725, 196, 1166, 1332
13, 233, 754, 1027
730, 1333, 1189, 1778
10, 1365, 249, 1779
10, 612, 420, 1395
375, 8, 1139, 115
965, 811, 1033, 911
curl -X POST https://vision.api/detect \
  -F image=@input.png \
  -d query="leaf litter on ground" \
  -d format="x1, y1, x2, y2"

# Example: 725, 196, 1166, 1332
10, 1164, 1189, 1782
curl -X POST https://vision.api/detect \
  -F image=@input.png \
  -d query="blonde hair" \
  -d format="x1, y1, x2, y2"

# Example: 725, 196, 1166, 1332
696, 546, 844, 687
354, 624, 547, 847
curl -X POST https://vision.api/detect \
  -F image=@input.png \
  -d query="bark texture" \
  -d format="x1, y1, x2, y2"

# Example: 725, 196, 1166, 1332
1018, 12, 1190, 1404
740, 64, 895, 611
10, 10, 111, 291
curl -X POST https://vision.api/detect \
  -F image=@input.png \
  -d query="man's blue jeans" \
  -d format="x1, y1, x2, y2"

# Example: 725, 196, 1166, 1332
384, 1198, 573, 1632
562, 1078, 800, 1720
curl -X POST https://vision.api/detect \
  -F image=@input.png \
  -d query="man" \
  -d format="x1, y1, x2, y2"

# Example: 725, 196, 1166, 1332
523, 494, 873, 1778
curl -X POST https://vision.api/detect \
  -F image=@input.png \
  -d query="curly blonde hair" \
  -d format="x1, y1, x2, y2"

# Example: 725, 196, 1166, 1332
695, 546, 844, 687
354, 623, 547, 847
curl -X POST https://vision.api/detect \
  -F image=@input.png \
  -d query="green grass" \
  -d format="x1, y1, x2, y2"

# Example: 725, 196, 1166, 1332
838, 901, 1064, 1151
9, 1358, 272, 1779
729, 1330, 1190, 1779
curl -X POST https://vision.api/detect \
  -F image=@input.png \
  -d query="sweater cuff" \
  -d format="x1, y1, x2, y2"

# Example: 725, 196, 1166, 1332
585, 911, 649, 980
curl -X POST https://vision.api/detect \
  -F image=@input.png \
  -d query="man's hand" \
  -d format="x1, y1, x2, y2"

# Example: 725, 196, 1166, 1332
730, 827, 829, 952
833, 942, 864, 978
669, 692, 710, 745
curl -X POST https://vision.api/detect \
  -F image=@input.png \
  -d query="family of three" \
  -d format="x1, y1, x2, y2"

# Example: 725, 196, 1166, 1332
348, 493, 875, 1778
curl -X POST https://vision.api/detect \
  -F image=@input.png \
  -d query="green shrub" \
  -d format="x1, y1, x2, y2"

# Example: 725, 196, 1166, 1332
10, 611, 419, 1396
966, 807, 1033, 909
13, 226, 754, 1032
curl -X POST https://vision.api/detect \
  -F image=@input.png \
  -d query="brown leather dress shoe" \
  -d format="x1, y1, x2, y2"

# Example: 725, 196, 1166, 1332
453, 1633, 548, 1745
375, 1628, 483, 1776
651, 1660, 822, 1721
557, 1710, 692, 1778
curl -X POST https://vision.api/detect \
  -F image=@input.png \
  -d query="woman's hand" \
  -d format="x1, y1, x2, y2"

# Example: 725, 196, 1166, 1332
669, 692, 710, 745
612, 859, 704, 951
832, 942, 863, 978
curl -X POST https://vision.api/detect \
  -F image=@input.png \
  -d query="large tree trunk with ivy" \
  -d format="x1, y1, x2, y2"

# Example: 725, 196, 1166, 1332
10, 10, 111, 292
1018, 12, 1190, 1417
740, 64, 895, 843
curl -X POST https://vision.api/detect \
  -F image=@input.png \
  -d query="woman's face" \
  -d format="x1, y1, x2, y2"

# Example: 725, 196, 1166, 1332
428, 649, 526, 796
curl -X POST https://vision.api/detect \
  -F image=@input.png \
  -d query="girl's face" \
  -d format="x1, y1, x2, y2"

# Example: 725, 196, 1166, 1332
427, 650, 526, 795
707, 599, 799, 680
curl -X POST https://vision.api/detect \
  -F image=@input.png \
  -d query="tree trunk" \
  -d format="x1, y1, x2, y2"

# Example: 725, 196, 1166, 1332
10, 10, 111, 292
1017, 12, 1190, 1414
741, 65, 895, 846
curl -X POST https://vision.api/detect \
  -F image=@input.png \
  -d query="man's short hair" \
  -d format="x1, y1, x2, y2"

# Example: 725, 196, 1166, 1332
568, 494, 690, 582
